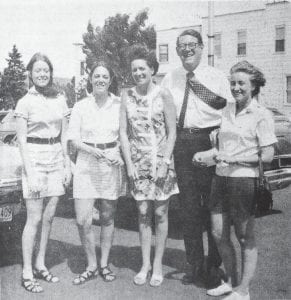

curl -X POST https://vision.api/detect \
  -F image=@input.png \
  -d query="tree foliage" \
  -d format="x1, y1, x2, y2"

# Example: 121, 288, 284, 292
82, 8, 156, 88
0, 45, 27, 109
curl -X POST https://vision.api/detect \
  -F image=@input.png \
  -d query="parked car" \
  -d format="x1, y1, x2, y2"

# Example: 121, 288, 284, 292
0, 111, 9, 123
0, 110, 16, 144
0, 141, 22, 227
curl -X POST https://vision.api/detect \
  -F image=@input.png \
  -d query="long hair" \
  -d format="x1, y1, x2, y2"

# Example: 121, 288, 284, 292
27, 53, 59, 98
86, 60, 118, 95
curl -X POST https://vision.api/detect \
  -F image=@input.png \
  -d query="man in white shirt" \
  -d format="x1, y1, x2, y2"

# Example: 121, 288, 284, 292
161, 29, 233, 286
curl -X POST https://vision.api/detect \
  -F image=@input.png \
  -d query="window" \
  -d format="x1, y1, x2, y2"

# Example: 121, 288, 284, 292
287, 76, 291, 104
159, 44, 168, 63
237, 30, 246, 56
214, 33, 222, 57
80, 61, 85, 76
275, 26, 285, 52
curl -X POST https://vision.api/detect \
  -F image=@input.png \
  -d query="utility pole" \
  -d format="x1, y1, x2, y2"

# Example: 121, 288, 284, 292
208, 1, 214, 67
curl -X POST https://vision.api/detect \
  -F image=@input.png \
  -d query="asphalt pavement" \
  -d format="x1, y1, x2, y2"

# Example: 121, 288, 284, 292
0, 190, 290, 300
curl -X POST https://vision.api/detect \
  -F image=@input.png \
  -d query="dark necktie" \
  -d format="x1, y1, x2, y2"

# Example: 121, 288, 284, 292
188, 75, 227, 110
178, 72, 194, 129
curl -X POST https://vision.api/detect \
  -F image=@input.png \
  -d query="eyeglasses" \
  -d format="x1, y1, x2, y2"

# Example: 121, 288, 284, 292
177, 42, 200, 50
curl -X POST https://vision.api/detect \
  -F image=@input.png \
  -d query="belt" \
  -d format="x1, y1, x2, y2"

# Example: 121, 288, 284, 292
27, 136, 61, 144
177, 126, 219, 135
84, 141, 117, 150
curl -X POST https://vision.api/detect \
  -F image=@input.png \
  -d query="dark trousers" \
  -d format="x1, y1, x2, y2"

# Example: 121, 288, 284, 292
174, 131, 221, 271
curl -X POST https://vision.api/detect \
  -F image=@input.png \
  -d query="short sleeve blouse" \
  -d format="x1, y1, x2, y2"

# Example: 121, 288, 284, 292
67, 93, 121, 144
14, 86, 70, 139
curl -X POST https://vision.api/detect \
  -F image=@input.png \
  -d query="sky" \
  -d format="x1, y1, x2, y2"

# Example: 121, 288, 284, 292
0, 0, 266, 78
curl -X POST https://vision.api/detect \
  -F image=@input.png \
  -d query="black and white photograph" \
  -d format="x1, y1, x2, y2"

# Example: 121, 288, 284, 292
0, 0, 290, 299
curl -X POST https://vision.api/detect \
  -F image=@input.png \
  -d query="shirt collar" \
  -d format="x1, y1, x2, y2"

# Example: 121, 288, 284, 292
239, 98, 260, 115
89, 93, 114, 109
27, 86, 40, 95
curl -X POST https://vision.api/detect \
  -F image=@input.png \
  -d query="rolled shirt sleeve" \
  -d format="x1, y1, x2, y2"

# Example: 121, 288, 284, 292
14, 97, 29, 120
256, 109, 277, 147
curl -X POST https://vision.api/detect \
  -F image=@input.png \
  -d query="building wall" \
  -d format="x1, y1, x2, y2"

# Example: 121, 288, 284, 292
201, 1, 291, 115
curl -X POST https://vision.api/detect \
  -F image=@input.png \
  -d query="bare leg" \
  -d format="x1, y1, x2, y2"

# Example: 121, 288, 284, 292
233, 216, 257, 295
99, 199, 117, 268
152, 199, 169, 278
22, 198, 44, 279
74, 198, 97, 271
211, 212, 238, 287
35, 196, 59, 271
135, 200, 153, 280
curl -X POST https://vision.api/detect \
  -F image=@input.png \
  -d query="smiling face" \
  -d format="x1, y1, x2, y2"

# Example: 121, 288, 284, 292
31, 60, 51, 88
176, 34, 203, 72
91, 66, 111, 95
230, 71, 255, 108
131, 59, 153, 87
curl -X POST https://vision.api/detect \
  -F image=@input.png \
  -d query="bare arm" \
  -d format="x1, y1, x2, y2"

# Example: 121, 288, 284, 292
160, 87, 176, 160
119, 92, 138, 179
16, 117, 32, 176
216, 145, 275, 166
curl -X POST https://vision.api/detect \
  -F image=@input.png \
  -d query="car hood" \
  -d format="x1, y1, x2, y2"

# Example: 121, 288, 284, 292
0, 145, 22, 180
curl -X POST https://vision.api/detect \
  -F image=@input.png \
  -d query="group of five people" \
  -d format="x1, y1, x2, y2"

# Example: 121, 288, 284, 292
15, 29, 276, 300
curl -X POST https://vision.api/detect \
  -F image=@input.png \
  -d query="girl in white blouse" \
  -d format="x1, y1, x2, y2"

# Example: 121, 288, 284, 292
15, 53, 71, 293
67, 61, 125, 285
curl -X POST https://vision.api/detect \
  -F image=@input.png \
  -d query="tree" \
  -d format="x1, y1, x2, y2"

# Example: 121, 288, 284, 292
82, 8, 156, 88
0, 45, 27, 109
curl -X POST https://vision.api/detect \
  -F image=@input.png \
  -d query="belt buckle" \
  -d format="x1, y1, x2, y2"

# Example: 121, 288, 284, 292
48, 137, 54, 144
189, 128, 198, 134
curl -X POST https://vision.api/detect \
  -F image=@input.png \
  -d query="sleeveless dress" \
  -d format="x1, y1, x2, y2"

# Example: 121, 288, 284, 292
125, 86, 179, 201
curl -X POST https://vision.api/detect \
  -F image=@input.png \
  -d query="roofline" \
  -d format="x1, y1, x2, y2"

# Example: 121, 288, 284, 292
157, 24, 201, 33
202, 8, 265, 19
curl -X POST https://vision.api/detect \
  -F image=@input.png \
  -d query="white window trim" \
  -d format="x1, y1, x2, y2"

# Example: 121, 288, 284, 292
237, 29, 247, 57
158, 44, 169, 64
284, 74, 291, 106
274, 24, 286, 54
214, 32, 222, 58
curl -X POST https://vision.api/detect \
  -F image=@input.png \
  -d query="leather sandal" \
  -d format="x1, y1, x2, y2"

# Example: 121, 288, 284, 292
99, 266, 116, 282
72, 269, 98, 285
33, 269, 59, 283
22, 277, 44, 293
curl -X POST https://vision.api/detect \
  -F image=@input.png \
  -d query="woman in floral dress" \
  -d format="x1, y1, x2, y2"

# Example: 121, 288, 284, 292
120, 45, 179, 287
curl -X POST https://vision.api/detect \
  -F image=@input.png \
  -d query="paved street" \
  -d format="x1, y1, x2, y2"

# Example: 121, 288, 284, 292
0, 189, 290, 300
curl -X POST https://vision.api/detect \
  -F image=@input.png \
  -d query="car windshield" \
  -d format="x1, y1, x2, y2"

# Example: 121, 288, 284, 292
1, 111, 15, 123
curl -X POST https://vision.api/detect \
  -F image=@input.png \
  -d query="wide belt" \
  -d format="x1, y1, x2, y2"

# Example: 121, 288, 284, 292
177, 126, 219, 135
84, 141, 117, 150
27, 136, 61, 144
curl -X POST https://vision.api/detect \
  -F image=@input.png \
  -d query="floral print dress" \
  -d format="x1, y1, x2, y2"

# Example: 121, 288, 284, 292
125, 86, 179, 201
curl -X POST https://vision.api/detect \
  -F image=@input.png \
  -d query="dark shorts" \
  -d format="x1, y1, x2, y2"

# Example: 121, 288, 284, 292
209, 175, 257, 219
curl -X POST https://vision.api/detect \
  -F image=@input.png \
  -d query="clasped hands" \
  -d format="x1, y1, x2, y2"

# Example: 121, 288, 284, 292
127, 161, 168, 188
89, 148, 124, 166
192, 149, 237, 167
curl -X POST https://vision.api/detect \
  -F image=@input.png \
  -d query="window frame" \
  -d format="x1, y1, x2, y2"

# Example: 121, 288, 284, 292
286, 75, 291, 105
275, 25, 285, 53
237, 29, 247, 56
214, 32, 222, 58
158, 44, 169, 63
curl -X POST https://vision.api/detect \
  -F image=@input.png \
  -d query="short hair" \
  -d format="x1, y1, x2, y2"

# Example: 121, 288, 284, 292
87, 60, 118, 95
127, 44, 159, 76
176, 29, 203, 47
26, 53, 58, 98
230, 60, 266, 97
